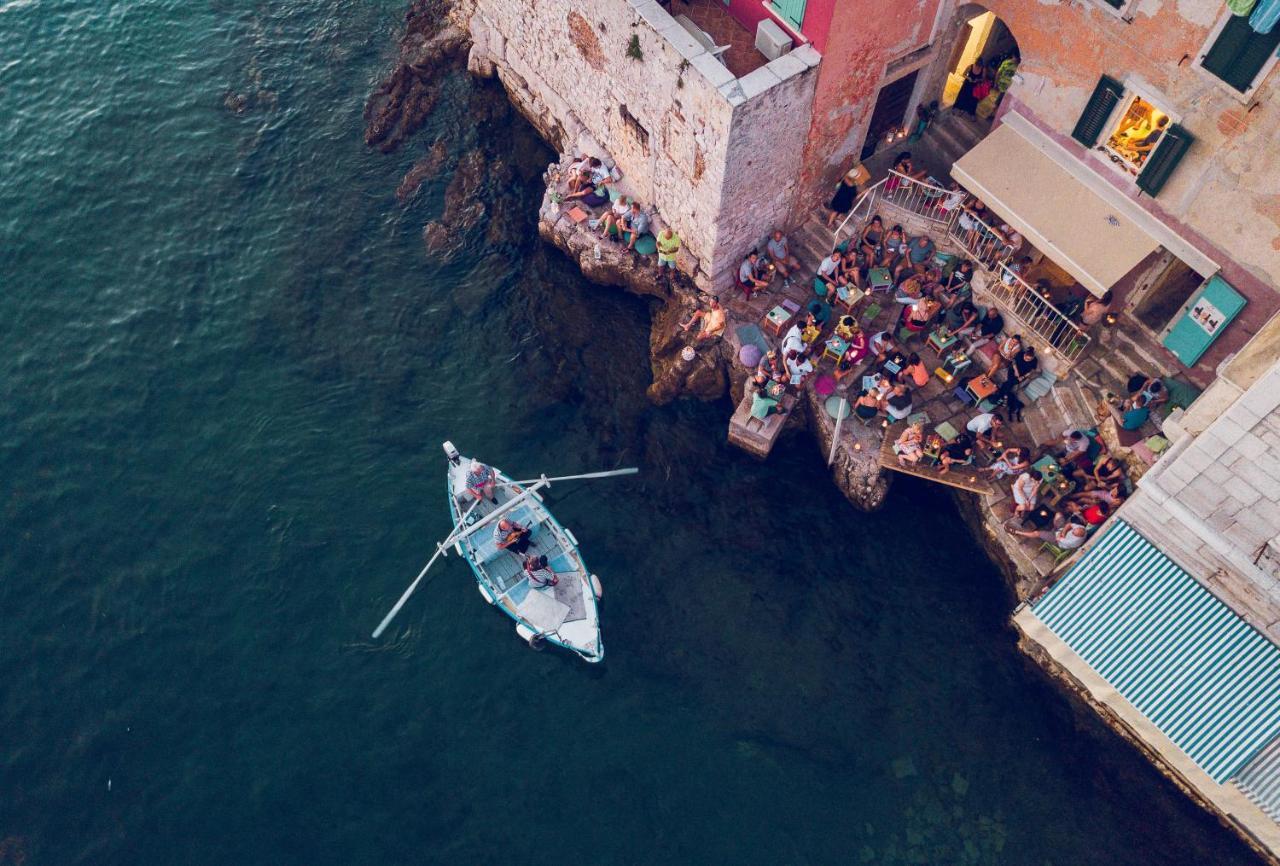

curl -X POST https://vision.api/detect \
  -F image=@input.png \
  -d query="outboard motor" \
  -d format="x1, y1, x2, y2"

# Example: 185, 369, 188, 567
442, 441, 461, 466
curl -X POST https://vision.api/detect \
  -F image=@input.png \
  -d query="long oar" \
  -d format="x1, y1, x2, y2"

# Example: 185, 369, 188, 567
370, 481, 549, 638
500, 467, 639, 487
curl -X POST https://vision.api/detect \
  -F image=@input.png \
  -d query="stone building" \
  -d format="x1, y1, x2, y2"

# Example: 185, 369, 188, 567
1015, 315, 1280, 859
469, 0, 1278, 374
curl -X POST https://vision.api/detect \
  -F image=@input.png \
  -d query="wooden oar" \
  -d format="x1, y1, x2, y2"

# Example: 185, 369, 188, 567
370, 481, 548, 639
499, 467, 639, 487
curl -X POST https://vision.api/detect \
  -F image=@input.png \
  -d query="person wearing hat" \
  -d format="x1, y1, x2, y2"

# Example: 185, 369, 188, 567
523, 554, 558, 588
465, 459, 498, 504
826, 166, 863, 228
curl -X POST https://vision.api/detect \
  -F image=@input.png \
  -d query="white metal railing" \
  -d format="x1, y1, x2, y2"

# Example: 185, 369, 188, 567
946, 209, 1091, 361
832, 171, 1092, 363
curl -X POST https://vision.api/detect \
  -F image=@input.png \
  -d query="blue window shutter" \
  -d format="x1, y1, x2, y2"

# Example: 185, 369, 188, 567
1136, 123, 1194, 197
770, 0, 806, 29
1071, 75, 1124, 147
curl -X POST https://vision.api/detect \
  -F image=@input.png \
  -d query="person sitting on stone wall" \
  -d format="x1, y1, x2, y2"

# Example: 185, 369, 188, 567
766, 230, 801, 282
564, 157, 610, 202
748, 372, 788, 420
619, 201, 651, 250
596, 194, 631, 240
860, 215, 886, 263
837, 248, 866, 298
738, 251, 771, 301
680, 296, 726, 342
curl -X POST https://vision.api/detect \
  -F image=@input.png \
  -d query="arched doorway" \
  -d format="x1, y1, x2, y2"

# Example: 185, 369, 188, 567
940, 7, 1019, 116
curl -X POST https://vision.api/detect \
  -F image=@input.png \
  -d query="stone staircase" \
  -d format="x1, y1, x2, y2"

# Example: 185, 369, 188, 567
914, 110, 989, 177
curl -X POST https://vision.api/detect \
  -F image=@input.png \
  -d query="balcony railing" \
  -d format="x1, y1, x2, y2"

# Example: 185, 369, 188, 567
946, 210, 1091, 362
835, 171, 1091, 363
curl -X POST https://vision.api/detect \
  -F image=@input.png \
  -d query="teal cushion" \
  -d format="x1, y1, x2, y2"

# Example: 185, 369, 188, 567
633, 233, 658, 255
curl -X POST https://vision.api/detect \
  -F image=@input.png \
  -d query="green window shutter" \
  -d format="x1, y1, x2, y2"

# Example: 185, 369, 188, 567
1103, 0, 1124, 8
770, 0, 806, 29
1071, 75, 1124, 147
1201, 13, 1280, 92
1136, 123, 1194, 197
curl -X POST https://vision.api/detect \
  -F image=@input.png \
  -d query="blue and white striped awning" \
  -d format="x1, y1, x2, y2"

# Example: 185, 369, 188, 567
1031, 520, 1280, 783
1235, 735, 1280, 820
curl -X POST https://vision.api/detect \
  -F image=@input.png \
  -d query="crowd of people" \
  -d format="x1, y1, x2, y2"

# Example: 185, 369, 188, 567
560, 153, 683, 273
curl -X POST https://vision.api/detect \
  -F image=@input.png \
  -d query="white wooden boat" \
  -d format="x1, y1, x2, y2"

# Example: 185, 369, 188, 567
443, 442, 605, 663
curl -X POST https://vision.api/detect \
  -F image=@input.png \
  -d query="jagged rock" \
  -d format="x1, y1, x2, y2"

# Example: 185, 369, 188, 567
363, 0, 469, 153
396, 140, 451, 202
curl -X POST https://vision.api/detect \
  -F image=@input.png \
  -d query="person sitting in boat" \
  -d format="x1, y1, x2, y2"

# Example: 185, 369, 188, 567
493, 517, 531, 555
466, 459, 498, 504
523, 554, 558, 588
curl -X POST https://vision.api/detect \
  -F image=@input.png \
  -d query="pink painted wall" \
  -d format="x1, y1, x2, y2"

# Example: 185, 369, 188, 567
794, 0, 943, 211
724, 0, 836, 52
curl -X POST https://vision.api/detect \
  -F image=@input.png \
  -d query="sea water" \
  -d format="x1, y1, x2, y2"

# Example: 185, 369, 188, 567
0, 2, 1258, 863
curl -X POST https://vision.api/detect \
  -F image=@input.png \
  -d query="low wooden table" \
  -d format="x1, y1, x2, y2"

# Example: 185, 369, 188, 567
762, 304, 796, 338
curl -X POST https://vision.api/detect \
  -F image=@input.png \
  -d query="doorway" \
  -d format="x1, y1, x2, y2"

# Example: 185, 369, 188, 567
942, 9, 1017, 107
1131, 258, 1204, 334
860, 70, 919, 160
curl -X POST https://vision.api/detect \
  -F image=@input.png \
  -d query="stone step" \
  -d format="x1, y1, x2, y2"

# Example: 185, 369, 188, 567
1112, 328, 1177, 377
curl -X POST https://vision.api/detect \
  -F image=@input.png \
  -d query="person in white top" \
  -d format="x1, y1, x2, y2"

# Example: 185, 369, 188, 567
1010, 469, 1041, 516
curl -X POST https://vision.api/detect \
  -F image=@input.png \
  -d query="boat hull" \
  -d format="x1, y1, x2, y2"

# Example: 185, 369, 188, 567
446, 452, 604, 663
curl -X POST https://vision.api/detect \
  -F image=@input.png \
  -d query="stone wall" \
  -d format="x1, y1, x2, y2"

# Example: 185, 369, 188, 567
467, 0, 818, 290
1120, 356, 1280, 640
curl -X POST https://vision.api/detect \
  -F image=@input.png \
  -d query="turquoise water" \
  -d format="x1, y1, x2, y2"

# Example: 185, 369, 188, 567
0, 2, 1258, 863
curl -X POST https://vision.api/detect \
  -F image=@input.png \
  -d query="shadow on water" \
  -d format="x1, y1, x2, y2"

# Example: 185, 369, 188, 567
0, 1, 1262, 864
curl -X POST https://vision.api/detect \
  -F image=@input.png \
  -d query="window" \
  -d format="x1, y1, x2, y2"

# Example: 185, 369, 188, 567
770, 0, 806, 30
1102, 94, 1172, 177
1199, 12, 1280, 95
1071, 75, 1195, 197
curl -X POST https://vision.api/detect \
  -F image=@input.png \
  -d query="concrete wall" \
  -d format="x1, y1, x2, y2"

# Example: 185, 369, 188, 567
468, 0, 818, 289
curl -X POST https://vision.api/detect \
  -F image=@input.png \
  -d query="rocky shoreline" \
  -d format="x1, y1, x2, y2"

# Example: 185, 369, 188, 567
361, 6, 1278, 861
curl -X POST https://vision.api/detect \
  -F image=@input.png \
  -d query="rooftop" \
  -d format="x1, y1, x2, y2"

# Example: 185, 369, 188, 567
667, 0, 769, 79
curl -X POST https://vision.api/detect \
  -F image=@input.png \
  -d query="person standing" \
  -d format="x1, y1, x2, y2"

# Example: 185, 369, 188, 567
656, 227, 681, 271
826, 167, 863, 228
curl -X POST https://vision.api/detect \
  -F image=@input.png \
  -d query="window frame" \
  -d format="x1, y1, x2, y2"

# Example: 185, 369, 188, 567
1193, 9, 1280, 103
1090, 0, 1132, 21
1084, 80, 1181, 188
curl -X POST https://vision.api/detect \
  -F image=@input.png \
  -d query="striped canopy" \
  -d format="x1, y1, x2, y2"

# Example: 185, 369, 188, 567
1032, 521, 1280, 783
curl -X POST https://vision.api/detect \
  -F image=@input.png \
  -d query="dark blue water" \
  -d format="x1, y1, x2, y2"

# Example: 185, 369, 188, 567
0, 2, 1258, 863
